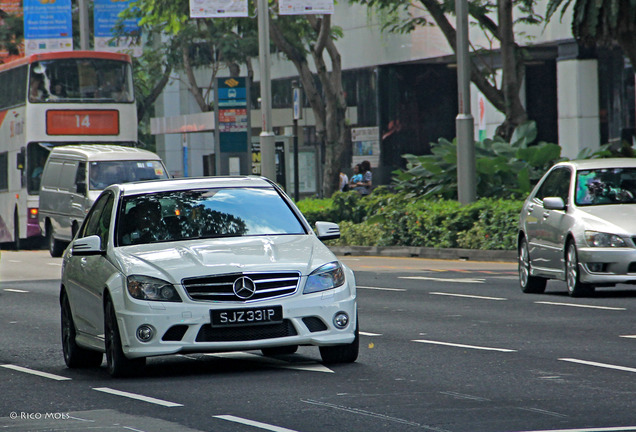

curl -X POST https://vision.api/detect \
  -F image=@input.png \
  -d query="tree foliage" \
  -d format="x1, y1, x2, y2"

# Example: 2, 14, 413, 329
545, 0, 636, 68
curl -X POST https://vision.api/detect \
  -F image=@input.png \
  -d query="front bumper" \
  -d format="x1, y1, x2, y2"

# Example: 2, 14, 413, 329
115, 283, 357, 359
577, 247, 636, 285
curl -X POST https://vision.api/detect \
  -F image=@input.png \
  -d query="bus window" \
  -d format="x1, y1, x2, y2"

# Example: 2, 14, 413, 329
26, 143, 51, 195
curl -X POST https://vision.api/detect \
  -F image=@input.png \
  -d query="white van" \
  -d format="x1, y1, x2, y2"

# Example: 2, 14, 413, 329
39, 144, 170, 257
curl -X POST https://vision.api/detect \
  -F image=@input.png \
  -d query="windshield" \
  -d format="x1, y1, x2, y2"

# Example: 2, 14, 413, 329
29, 59, 134, 103
575, 168, 636, 206
117, 188, 306, 246
89, 161, 168, 190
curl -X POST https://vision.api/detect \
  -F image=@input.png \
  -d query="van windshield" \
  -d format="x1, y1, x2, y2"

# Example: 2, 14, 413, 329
89, 161, 169, 190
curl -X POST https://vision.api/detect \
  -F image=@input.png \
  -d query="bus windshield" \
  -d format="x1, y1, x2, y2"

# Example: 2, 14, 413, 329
29, 58, 134, 103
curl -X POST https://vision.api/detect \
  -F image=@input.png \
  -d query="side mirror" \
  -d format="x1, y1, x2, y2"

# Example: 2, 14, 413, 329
16, 147, 25, 170
315, 221, 340, 241
71, 235, 104, 256
543, 197, 566, 210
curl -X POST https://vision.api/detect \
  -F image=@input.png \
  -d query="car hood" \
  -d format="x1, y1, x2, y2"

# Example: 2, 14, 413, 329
577, 205, 636, 234
111, 235, 337, 283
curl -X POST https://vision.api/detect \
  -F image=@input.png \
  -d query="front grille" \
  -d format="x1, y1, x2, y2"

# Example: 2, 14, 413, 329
195, 320, 298, 342
182, 272, 300, 302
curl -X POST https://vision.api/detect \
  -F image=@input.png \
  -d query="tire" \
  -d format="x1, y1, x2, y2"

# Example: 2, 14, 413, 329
61, 291, 103, 368
565, 241, 595, 297
319, 321, 359, 364
48, 225, 66, 258
261, 345, 298, 357
518, 238, 547, 294
104, 297, 146, 377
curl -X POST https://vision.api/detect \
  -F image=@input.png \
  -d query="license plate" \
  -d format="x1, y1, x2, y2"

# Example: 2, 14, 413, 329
211, 306, 283, 327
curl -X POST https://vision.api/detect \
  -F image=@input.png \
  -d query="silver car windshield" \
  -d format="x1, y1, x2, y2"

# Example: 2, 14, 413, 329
575, 168, 636, 206
117, 187, 306, 246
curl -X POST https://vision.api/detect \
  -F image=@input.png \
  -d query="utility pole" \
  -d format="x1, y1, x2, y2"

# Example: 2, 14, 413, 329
257, 0, 276, 181
455, 0, 476, 204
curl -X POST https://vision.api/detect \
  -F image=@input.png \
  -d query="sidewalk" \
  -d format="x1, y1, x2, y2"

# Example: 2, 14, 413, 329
329, 246, 516, 262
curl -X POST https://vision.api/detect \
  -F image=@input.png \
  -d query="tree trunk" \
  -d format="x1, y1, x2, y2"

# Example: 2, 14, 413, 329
496, 0, 528, 139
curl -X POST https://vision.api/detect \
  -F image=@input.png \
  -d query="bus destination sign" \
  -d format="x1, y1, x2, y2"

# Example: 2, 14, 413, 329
46, 110, 120, 135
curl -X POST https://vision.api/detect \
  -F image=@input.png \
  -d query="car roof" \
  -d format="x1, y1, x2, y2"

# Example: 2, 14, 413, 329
114, 176, 275, 196
556, 158, 636, 170
48, 144, 162, 161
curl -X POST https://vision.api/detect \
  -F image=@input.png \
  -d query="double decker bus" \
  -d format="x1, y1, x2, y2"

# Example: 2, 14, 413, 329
0, 51, 137, 249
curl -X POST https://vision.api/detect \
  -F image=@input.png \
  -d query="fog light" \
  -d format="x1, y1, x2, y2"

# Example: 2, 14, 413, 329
333, 312, 349, 329
136, 325, 154, 342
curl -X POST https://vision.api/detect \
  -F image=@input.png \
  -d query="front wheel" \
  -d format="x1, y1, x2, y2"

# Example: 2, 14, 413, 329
104, 298, 145, 377
565, 241, 595, 297
48, 225, 66, 258
518, 238, 547, 294
319, 322, 359, 364
61, 291, 103, 368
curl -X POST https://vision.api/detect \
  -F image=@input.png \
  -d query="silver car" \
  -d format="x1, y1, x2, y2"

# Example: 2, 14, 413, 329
60, 176, 358, 377
518, 158, 636, 297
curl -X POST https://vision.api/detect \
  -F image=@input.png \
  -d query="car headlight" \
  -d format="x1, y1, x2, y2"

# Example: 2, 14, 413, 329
584, 231, 627, 248
304, 262, 346, 294
127, 275, 182, 302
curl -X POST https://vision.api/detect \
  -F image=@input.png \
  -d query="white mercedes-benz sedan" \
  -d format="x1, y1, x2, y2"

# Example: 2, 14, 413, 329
60, 176, 358, 377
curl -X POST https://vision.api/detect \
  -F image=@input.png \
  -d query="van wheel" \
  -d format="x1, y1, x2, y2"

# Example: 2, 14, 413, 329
48, 225, 65, 258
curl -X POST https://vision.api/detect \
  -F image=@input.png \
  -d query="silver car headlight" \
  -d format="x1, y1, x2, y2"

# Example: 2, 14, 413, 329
304, 262, 345, 294
584, 231, 627, 248
127, 275, 182, 302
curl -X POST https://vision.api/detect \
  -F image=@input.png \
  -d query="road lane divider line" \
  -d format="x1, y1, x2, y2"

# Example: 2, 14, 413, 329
559, 358, 636, 374
0, 364, 71, 381
93, 387, 183, 407
215, 415, 299, 432
535, 301, 626, 311
358, 286, 406, 292
430, 292, 507, 301
412, 340, 517, 352
400, 276, 485, 284
360, 331, 382, 337
620, 335, 636, 339
3, 288, 29, 293
512, 426, 636, 432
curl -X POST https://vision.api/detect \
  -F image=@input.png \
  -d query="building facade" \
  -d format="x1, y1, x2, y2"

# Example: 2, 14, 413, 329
151, 2, 635, 192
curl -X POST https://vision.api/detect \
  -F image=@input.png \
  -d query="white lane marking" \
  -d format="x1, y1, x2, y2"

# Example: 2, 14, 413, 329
430, 292, 507, 301
215, 415, 299, 432
0, 364, 71, 381
516, 407, 568, 418
400, 276, 485, 284
206, 352, 334, 373
358, 286, 406, 292
93, 387, 183, 407
620, 335, 636, 339
513, 427, 636, 432
559, 358, 636, 374
3, 288, 29, 293
412, 339, 517, 352
47, 262, 62, 267
360, 331, 382, 337
535, 301, 626, 311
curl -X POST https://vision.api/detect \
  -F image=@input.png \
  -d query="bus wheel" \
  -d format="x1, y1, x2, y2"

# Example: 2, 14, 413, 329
13, 210, 21, 251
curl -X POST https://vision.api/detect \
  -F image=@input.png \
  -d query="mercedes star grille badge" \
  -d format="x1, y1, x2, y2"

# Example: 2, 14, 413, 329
233, 276, 256, 299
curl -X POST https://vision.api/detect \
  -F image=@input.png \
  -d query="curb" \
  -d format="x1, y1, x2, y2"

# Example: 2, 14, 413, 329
328, 246, 517, 262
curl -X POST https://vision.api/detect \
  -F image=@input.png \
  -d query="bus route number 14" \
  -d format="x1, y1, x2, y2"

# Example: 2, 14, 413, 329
75, 114, 91, 128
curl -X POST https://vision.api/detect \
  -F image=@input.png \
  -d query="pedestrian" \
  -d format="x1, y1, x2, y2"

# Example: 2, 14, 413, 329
353, 160, 373, 195
339, 171, 349, 192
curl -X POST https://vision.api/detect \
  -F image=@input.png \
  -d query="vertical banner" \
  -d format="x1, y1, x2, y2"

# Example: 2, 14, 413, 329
478, 93, 487, 141
24, 0, 73, 55
189, 0, 248, 18
0, 0, 24, 62
278, 0, 334, 15
94, 0, 142, 56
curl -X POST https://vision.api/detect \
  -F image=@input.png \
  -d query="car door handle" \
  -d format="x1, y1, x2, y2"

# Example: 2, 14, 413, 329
543, 211, 550, 218
80, 257, 87, 266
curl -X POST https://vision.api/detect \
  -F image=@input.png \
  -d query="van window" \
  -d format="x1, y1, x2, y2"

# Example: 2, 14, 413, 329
89, 160, 169, 190
75, 162, 87, 194
60, 161, 79, 192
41, 159, 64, 189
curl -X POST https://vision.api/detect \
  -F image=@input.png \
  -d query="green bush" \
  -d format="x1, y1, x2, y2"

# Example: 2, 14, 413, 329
297, 191, 523, 250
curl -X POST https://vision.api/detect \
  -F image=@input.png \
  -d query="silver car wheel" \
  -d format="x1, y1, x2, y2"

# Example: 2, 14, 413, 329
518, 238, 546, 294
565, 241, 594, 297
